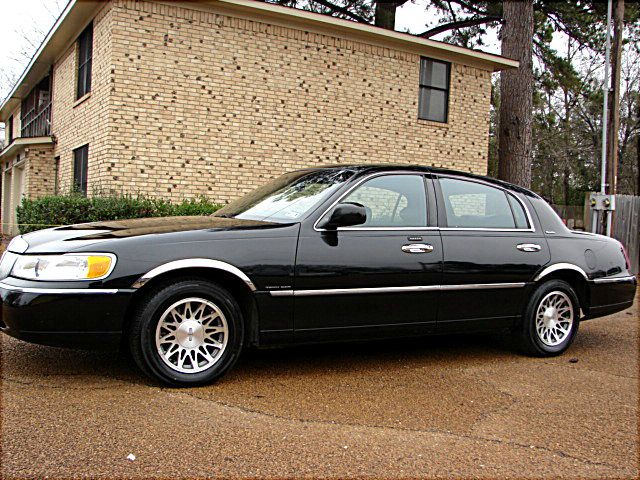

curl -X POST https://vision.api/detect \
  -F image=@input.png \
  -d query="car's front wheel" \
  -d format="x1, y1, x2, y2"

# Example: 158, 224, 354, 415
129, 278, 244, 386
517, 279, 580, 356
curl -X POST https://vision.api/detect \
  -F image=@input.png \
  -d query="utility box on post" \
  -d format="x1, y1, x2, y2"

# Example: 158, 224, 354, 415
589, 193, 616, 211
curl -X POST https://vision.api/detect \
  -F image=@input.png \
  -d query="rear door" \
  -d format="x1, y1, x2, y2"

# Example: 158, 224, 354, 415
434, 175, 550, 332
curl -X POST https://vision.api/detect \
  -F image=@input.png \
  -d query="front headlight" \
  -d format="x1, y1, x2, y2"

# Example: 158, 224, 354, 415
11, 254, 116, 281
7, 236, 29, 253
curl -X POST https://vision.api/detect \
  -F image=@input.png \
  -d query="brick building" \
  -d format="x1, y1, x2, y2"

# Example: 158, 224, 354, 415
0, 0, 517, 235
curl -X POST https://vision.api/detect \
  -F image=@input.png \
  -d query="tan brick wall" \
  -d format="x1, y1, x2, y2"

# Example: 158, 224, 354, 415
23, 144, 56, 199
99, 0, 491, 204
0, 142, 56, 235
51, 2, 114, 194
45, 0, 491, 204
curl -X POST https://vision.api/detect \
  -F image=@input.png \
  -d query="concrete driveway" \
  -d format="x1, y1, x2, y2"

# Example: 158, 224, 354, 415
1, 290, 638, 478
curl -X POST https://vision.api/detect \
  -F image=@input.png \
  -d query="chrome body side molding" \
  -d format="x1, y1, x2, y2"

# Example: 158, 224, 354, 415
533, 263, 589, 282
0, 282, 122, 295
439, 282, 527, 291
591, 275, 636, 284
269, 282, 526, 297
132, 258, 257, 291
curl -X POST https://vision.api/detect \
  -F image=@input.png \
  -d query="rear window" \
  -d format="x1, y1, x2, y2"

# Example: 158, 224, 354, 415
528, 196, 570, 233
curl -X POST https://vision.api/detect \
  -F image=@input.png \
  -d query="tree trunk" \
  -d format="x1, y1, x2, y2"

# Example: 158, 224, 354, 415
374, 0, 397, 30
606, 0, 624, 195
562, 40, 572, 206
637, 98, 640, 195
498, 0, 534, 188
563, 166, 571, 206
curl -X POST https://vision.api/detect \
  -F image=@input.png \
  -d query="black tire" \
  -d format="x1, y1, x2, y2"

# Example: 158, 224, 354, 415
128, 278, 244, 386
516, 279, 580, 356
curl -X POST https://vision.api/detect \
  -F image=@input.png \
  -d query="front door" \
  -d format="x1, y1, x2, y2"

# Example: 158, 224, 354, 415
294, 173, 442, 342
434, 175, 550, 332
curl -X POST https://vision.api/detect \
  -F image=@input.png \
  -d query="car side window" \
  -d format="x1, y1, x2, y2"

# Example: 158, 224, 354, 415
439, 178, 526, 229
507, 193, 529, 229
342, 175, 427, 227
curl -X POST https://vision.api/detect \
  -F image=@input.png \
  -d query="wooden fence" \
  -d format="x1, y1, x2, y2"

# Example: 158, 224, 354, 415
612, 195, 640, 274
550, 204, 586, 230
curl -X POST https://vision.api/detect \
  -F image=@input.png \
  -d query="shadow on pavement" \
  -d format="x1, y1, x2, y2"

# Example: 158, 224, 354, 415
3, 330, 516, 384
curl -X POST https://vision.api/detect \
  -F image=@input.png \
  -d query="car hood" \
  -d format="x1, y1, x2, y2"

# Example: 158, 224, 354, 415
18, 216, 283, 253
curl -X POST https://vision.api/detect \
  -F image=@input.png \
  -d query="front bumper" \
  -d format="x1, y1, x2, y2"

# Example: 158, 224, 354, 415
0, 281, 134, 350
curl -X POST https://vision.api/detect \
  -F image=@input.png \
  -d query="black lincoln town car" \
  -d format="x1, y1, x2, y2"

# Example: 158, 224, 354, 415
0, 166, 636, 385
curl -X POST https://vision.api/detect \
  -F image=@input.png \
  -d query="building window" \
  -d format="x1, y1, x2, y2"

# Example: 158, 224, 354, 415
76, 23, 93, 99
54, 156, 60, 194
73, 145, 89, 195
418, 58, 450, 123
7, 115, 13, 144
20, 75, 51, 138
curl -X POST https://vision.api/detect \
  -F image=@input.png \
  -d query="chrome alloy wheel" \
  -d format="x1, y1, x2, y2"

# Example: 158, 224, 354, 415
155, 297, 229, 373
535, 291, 574, 347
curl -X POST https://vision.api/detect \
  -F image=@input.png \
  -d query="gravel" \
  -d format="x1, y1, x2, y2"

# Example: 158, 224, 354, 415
1, 290, 638, 478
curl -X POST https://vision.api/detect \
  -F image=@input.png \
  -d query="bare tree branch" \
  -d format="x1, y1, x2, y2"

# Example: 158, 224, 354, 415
310, 0, 369, 23
445, 0, 490, 16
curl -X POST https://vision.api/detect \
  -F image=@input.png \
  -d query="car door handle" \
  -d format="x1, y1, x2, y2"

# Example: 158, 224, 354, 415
401, 244, 434, 254
517, 243, 541, 252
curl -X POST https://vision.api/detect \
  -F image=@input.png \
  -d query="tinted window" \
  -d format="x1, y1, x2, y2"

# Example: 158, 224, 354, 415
507, 193, 529, 229
343, 175, 427, 227
440, 178, 518, 229
214, 169, 355, 223
528, 196, 569, 233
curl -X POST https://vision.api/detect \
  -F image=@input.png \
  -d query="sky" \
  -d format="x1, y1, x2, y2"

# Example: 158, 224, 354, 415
396, 0, 501, 51
0, 0, 67, 100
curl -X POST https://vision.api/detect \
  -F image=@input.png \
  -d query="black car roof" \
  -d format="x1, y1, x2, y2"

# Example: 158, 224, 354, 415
297, 164, 539, 197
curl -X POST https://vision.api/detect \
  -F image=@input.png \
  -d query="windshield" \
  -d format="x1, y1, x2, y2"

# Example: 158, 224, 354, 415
213, 169, 356, 223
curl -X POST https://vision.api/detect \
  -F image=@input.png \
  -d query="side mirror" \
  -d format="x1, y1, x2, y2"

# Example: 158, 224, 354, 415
318, 202, 367, 230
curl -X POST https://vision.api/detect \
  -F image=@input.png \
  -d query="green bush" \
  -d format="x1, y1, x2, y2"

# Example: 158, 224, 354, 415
16, 194, 222, 234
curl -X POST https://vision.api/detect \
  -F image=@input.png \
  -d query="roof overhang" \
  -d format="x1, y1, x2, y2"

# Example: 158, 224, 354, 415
1, 0, 518, 122
201, 0, 519, 72
0, 136, 55, 161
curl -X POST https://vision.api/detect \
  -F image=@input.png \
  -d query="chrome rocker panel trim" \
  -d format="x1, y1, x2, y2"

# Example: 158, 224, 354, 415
269, 282, 527, 297
132, 258, 257, 291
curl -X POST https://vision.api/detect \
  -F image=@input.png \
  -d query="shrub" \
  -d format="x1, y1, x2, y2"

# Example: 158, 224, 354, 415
16, 194, 222, 234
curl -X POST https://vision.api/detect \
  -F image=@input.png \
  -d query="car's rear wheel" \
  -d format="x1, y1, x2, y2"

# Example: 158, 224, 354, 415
129, 278, 244, 386
517, 279, 580, 356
